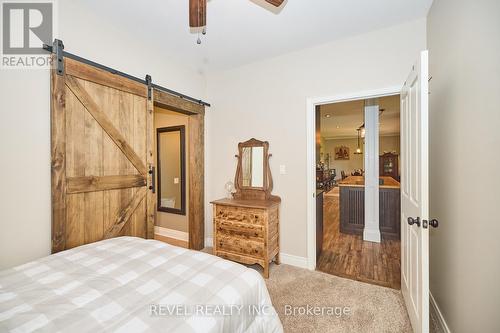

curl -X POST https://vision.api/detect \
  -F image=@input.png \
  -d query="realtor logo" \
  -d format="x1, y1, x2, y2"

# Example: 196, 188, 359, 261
2, 2, 53, 54
1, 1, 54, 68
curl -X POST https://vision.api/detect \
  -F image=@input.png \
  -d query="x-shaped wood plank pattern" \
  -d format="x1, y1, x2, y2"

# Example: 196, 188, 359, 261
65, 75, 148, 237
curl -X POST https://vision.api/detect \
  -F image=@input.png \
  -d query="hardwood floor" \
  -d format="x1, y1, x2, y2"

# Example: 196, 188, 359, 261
316, 192, 401, 289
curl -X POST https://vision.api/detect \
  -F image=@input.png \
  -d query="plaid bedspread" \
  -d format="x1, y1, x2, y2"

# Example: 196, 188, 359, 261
0, 237, 283, 333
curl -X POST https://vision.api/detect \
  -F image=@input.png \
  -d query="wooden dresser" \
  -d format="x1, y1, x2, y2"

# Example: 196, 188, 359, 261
211, 198, 280, 278
211, 138, 281, 278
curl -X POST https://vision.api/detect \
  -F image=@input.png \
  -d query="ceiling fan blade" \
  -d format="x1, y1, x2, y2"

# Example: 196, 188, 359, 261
189, 0, 206, 28
264, 0, 285, 7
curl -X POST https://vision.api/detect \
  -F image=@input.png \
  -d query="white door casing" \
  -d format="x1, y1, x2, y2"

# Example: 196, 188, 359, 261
400, 50, 429, 333
305, 87, 400, 270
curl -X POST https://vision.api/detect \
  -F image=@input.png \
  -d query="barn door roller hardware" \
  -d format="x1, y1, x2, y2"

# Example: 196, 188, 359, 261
145, 75, 152, 100
42, 39, 210, 107
49, 39, 64, 75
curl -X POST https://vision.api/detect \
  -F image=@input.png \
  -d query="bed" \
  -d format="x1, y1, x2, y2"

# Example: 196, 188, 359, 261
0, 237, 283, 333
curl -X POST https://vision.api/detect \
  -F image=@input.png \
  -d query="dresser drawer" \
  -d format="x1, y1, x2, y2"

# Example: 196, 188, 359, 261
215, 206, 265, 225
211, 198, 281, 279
216, 234, 264, 258
215, 219, 264, 239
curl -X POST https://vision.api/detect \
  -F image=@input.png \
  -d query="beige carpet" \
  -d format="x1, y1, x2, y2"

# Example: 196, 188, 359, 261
264, 264, 412, 333
202, 248, 441, 332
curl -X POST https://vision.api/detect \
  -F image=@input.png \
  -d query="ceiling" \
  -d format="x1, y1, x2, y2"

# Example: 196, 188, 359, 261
320, 95, 400, 139
75, 0, 433, 72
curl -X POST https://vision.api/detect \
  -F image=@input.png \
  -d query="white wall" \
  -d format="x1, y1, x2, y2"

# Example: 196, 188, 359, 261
0, 7, 426, 268
206, 19, 426, 258
323, 138, 364, 177
427, 0, 500, 331
0, 1, 205, 269
323, 135, 399, 180
379, 135, 400, 155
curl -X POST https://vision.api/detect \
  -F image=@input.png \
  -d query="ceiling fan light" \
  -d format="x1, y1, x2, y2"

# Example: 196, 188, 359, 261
189, 0, 206, 28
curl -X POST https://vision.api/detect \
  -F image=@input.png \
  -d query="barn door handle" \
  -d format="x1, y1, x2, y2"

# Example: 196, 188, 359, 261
149, 166, 156, 193
407, 216, 420, 227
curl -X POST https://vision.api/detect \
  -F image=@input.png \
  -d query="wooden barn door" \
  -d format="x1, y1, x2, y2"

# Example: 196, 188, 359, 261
51, 56, 155, 252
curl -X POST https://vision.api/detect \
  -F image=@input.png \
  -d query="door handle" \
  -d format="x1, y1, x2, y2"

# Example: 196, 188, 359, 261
149, 166, 156, 193
422, 219, 439, 229
407, 216, 421, 227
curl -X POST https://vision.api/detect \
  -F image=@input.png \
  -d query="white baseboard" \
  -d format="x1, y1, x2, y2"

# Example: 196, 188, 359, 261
280, 253, 309, 269
430, 291, 451, 333
204, 237, 213, 248
154, 226, 188, 242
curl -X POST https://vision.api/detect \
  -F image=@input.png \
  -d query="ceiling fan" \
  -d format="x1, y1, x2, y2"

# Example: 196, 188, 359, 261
189, 0, 285, 41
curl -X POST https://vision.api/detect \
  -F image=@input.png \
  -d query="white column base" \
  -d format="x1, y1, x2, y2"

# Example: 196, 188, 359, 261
363, 228, 381, 243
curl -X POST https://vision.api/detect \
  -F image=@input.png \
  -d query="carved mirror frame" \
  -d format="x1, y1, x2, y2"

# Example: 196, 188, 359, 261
233, 138, 280, 202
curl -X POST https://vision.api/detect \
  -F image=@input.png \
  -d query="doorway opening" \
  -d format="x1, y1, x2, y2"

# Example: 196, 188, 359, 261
305, 52, 429, 331
152, 88, 206, 251
312, 93, 401, 289
153, 107, 190, 248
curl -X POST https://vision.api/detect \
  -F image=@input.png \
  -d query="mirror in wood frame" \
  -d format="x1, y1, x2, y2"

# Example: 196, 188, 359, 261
234, 138, 280, 201
241, 146, 265, 188
157, 125, 186, 215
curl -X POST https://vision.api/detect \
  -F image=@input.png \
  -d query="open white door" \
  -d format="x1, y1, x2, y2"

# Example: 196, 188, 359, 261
400, 50, 430, 333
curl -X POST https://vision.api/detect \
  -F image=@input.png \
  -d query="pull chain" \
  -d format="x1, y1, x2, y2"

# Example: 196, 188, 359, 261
196, 1, 206, 45
197, 27, 205, 44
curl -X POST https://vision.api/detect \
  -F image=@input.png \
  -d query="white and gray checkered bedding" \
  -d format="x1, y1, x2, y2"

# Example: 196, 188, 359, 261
0, 237, 283, 333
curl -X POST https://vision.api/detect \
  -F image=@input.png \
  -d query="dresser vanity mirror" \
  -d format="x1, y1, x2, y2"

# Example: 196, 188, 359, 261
233, 138, 280, 202
211, 138, 281, 278
241, 146, 264, 188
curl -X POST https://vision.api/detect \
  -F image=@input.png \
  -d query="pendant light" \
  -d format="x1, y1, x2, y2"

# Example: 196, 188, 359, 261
360, 125, 365, 139
354, 128, 363, 154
